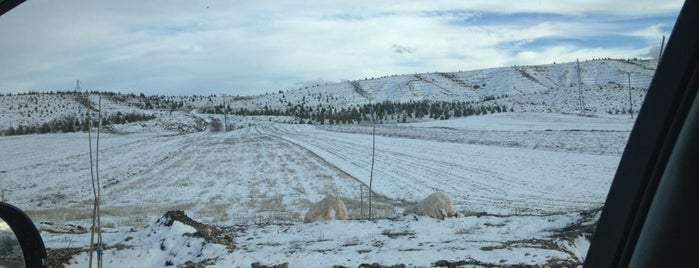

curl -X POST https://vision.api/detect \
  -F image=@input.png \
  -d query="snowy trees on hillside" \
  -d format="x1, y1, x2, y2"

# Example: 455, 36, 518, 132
203, 100, 510, 125
1, 112, 156, 136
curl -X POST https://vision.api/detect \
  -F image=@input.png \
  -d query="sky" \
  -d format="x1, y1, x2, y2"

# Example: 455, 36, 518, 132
0, 0, 683, 96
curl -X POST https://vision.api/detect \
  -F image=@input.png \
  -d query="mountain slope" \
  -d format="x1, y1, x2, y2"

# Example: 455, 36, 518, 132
229, 59, 655, 115
0, 59, 655, 133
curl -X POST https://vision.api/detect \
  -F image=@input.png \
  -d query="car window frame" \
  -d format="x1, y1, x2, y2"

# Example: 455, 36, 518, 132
585, 0, 699, 266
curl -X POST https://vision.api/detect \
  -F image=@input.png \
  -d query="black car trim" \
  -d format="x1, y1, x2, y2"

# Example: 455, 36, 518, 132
0, 202, 48, 267
585, 0, 699, 266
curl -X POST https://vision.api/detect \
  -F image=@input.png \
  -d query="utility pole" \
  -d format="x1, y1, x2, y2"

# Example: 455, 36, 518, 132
578, 59, 584, 113
369, 123, 375, 220
76, 80, 83, 119
369, 103, 376, 220
628, 73, 633, 119
222, 94, 227, 132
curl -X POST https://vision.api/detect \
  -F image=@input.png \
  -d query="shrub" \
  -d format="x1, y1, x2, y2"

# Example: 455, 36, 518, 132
209, 117, 222, 132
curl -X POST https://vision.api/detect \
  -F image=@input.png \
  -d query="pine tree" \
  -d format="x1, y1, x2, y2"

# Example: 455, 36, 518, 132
40, 123, 51, 134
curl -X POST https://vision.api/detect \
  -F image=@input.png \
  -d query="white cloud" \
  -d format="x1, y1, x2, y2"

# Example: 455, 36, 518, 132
0, 0, 683, 95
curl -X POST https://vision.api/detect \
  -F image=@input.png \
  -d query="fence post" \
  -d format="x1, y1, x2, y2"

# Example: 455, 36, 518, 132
360, 185, 364, 219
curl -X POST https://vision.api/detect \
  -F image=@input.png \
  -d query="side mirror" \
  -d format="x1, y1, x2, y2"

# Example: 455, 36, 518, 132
0, 202, 47, 267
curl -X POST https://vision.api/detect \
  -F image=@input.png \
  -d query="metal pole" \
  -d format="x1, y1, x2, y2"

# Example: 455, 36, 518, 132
223, 94, 227, 132
628, 73, 633, 119
369, 123, 375, 220
87, 92, 96, 268
360, 185, 364, 219
578, 59, 584, 114
96, 95, 103, 268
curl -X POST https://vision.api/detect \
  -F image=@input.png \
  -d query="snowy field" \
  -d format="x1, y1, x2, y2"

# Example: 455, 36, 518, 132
0, 112, 632, 267
320, 113, 635, 156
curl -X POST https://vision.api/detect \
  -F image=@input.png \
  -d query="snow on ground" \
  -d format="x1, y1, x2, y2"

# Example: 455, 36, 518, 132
49, 212, 584, 268
1, 112, 625, 267
320, 112, 634, 155
258, 122, 619, 215
3, 122, 367, 227
405, 112, 634, 132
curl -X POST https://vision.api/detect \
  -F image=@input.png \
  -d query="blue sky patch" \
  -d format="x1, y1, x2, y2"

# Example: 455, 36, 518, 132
500, 35, 650, 54
433, 10, 678, 31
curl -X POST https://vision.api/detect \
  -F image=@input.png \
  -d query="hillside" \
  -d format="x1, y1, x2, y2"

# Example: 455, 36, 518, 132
226, 59, 654, 116
0, 59, 654, 134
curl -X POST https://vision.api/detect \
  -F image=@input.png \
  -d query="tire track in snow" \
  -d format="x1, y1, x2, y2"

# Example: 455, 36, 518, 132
255, 125, 381, 197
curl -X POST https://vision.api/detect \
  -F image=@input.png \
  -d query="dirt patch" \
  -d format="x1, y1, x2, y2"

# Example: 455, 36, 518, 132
157, 210, 236, 252
47, 244, 132, 268
39, 222, 88, 234
473, 207, 602, 266
433, 258, 549, 267
176, 258, 218, 268
381, 229, 416, 239
550, 207, 600, 242
479, 238, 559, 251
333, 263, 406, 268
47, 247, 84, 268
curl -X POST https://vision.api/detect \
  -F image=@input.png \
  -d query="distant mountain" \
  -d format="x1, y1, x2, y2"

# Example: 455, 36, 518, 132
0, 59, 655, 134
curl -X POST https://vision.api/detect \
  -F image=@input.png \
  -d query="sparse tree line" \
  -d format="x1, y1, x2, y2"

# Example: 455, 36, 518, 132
0, 90, 123, 97
607, 108, 635, 115
204, 100, 511, 125
0, 91, 225, 113
1, 112, 155, 136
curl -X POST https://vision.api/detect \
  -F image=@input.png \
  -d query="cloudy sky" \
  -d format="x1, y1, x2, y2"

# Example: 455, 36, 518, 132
0, 0, 683, 96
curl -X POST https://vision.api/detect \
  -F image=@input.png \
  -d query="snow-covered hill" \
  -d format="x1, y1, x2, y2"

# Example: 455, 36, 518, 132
0, 59, 653, 134
228, 59, 655, 115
